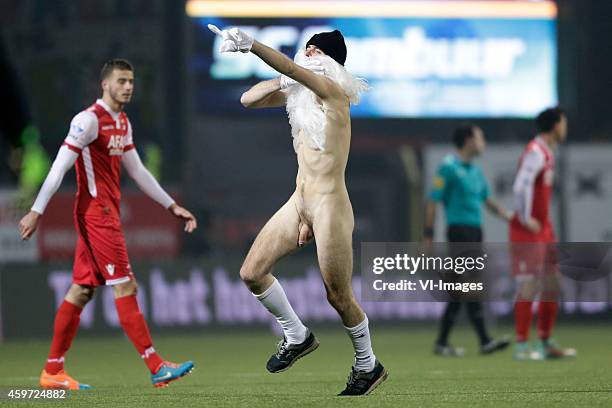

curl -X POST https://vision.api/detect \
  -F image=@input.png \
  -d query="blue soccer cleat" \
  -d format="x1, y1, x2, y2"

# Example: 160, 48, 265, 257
151, 361, 195, 388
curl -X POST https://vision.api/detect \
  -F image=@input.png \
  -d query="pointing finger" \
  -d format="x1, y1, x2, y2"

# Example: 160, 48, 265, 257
208, 24, 222, 36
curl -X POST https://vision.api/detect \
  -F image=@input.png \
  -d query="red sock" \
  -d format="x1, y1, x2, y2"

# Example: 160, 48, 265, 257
537, 301, 558, 340
115, 295, 164, 373
514, 301, 533, 343
45, 300, 83, 374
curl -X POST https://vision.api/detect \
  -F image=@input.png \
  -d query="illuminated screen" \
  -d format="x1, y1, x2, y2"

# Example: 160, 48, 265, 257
188, 1, 557, 118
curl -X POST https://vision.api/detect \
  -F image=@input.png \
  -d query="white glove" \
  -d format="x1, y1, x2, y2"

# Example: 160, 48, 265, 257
208, 24, 254, 53
280, 59, 326, 89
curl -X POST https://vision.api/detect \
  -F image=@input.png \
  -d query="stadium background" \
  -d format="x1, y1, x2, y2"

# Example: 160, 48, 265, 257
0, 3, 611, 404
1, 0, 611, 338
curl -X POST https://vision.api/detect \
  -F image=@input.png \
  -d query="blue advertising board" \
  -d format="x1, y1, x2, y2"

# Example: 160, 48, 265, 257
188, 1, 557, 118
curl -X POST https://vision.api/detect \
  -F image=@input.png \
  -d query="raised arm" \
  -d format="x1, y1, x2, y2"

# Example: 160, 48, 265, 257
240, 78, 286, 109
208, 24, 340, 101
249, 40, 340, 100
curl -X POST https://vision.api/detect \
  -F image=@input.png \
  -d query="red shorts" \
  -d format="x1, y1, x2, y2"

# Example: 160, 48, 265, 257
72, 214, 134, 287
509, 221, 557, 278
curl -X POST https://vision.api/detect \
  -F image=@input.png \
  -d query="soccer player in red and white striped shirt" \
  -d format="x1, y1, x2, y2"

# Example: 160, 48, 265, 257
19, 59, 197, 389
510, 107, 575, 360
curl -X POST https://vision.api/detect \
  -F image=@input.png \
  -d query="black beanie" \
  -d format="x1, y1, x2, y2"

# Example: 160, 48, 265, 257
306, 30, 347, 65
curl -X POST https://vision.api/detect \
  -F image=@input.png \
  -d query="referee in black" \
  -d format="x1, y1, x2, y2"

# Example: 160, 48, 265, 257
425, 124, 512, 356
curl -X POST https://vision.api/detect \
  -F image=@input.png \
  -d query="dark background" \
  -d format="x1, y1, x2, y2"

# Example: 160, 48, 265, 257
0, 0, 611, 251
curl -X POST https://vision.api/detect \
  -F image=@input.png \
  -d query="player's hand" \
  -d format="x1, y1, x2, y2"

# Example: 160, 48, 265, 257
280, 59, 326, 89
168, 203, 198, 233
19, 210, 41, 240
208, 24, 253, 53
525, 217, 541, 234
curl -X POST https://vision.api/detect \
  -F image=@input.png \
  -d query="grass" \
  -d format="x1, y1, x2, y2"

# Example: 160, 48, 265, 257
0, 324, 611, 407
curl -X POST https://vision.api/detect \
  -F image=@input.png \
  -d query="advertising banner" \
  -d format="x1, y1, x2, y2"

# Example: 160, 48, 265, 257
0, 191, 37, 262
188, 0, 557, 118
37, 191, 182, 260
1, 255, 609, 340
564, 145, 612, 241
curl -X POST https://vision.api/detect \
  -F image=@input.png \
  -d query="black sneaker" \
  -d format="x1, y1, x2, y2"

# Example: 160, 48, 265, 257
338, 360, 388, 396
266, 331, 319, 373
480, 337, 511, 355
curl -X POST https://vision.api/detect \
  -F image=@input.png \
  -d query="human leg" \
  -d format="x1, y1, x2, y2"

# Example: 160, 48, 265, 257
40, 284, 94, 390
314, 209, 388, 395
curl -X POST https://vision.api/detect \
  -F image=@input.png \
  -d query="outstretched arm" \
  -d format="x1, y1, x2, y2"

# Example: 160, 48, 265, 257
19, 145, 78, 239
240, 78, 285, 109
209, 25, 340, 101
249, 41, 340, 100
122, 149, 197, 232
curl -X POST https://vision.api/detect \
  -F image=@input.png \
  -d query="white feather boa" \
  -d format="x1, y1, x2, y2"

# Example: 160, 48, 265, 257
284, 52, 369, 152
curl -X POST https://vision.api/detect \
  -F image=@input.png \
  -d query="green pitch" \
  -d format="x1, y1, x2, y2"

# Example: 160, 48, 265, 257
1, 324, 611, 407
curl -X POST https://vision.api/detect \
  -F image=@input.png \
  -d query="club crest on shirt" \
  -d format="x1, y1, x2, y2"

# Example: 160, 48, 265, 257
106, 264, 115, 276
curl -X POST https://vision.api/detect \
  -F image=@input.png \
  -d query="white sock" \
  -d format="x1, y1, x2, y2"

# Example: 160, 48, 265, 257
345, 315, 376, 372
254, 278, 308, 344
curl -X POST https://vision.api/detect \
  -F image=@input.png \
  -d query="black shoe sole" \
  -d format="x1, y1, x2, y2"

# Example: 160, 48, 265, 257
268, 337, 320, 374
338, 367, 389, 396
364, 368, 389, 395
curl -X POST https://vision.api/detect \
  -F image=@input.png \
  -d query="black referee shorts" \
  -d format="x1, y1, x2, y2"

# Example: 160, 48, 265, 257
447, 225, 482, 243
